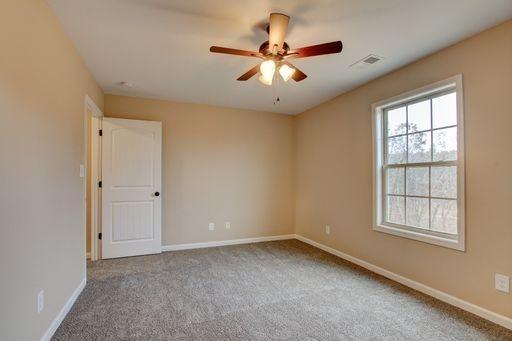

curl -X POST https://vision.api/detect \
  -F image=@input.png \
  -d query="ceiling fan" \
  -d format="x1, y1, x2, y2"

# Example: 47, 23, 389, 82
210, 13, 343, 86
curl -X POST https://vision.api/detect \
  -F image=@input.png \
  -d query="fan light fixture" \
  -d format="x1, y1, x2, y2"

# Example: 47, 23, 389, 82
259, 60, 276, 85
278, 64, 295, 82
258, 60, 297, 85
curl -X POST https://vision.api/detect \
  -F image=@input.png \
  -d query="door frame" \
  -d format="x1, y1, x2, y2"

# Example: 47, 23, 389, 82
84, 95, 103, 262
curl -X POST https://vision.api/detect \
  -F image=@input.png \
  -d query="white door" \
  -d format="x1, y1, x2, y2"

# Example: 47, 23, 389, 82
101, 118, 162, 259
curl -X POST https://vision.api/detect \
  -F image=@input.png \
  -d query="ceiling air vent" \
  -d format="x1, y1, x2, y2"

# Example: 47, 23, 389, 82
350, 54, 383, 69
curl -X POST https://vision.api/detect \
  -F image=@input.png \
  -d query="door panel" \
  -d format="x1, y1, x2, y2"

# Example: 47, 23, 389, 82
111, 201, 154, 242
111, 128, 155, 187
102, 118, 162, 259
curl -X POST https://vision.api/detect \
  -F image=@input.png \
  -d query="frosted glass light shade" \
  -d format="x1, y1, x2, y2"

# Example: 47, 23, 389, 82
258, 75, 273, 85
259, 60, 276, 85
278, 64, 295, 82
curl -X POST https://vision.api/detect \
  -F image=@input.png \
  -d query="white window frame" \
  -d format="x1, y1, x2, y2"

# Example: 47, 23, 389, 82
372, 75, 465, 251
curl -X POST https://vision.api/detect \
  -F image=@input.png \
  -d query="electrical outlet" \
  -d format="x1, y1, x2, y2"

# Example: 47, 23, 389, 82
495, 274, 510, 293
325, 225, 331, 235
225, 221, 231, 229
37, 290, 44, 313
208, 222, 215, 231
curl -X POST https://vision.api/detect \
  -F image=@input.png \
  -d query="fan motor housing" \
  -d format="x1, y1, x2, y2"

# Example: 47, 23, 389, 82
259, 41, 290, 56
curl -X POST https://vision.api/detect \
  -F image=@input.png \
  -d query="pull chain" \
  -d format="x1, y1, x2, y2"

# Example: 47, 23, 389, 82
273, 70, 280, 105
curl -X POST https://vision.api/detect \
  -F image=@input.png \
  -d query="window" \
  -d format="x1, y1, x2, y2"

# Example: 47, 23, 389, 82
372, 75, 465, 250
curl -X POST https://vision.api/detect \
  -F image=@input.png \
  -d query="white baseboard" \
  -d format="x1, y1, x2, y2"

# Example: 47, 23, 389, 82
40, 277, 86, 341
162, 234, 295, 252
294, 234, 512, 330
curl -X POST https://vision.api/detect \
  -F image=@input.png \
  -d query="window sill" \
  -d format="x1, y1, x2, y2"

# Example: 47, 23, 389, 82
373, 223, 465, 251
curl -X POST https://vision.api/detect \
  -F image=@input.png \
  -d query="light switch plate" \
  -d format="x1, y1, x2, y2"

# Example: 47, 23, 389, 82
495, 273, 510, 293
79, 164, 85, 178
325, 225, 331, 235
225, 222, 231, 229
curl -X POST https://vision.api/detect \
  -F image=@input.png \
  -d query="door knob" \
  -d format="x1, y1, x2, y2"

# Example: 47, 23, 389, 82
154, 192, 160, 197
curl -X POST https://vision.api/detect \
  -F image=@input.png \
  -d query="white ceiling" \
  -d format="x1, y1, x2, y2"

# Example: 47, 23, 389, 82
47, 0, 512, 114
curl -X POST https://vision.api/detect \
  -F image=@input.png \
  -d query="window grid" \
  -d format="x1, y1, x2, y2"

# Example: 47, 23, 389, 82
386, 124, 457, 139
382, 90, 457, 235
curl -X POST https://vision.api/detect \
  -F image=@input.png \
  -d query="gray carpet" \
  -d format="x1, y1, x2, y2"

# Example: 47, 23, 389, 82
53, 240, 512, 340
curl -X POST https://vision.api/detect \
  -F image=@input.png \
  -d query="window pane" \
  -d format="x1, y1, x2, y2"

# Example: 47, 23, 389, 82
387, 196, 405, 225
431, 166, 457, 199
387, 107, 406, 136
406, 167, 429, 196
386, 168, 404, 195
433, 127, 457, 161
431, 199, 457, 234
406, 197, 429, 229
407, 99, 431, 133
432, 92, 457, 129
387, 136, 407, 164
408, 132, 431, 163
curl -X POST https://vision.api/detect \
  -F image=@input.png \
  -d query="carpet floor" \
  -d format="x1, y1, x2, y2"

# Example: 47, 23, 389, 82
53, 240, 512, 340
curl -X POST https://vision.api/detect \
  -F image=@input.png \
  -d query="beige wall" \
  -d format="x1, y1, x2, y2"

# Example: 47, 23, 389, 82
105, 95, 295, 246
0, 0, 104, 339
295, 21, 512, 318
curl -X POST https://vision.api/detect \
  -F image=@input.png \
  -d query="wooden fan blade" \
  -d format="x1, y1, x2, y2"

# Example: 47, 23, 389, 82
210, 46, 262, 58
285, 41, 343, 59
268, 13, 290, 54
283, 62, 307, 82
237, 64, 260, 81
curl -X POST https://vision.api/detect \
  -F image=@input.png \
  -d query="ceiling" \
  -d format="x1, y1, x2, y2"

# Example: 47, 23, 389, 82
47, 0, 512, 114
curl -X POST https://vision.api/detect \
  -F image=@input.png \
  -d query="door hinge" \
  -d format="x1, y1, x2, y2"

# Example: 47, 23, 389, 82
98, 232, 102, 240
98, 181, 102, 188
99, 129, 102, 136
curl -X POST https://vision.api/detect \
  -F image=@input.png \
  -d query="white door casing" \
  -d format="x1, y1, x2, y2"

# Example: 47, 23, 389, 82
101, 118, 162, 259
